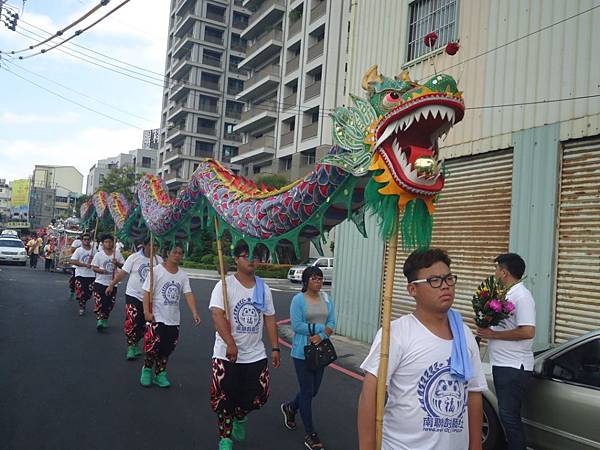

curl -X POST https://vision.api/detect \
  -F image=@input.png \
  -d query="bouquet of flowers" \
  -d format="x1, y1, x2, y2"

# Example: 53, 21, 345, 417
472, 275, 515, 328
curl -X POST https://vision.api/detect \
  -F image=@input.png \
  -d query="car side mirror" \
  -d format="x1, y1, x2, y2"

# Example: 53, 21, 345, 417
533, 359, 549, 378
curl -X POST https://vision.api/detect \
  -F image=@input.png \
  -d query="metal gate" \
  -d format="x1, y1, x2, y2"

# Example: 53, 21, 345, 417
554, 139, 600, 342
382, 149, 514, 329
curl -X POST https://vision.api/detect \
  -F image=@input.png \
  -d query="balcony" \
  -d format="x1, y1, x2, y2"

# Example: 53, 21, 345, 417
231, 135, 276, 163
200, 79, 221, 91
307, 39, 324, 62
232, 17, 248, 30
225, 109, 242, 120
285, 55, 299, 75
283, 92, 297, 110
174, 11, 197, 38
163, 148, 184, 164
172, 32, 195, 59
302, 122, 319, 140
169, 81, 191, 102
172, 56, 192, 79
241, 0, 285, 40
164, 171, 187, 185
223, 132, 243, 142
280, 130, 294, 147
234, 101, 278, 133
238, 29, 283, 70
288, 18, 302, 38
310, 1, 326, 23
204, 33, 224, 46
205, 10, 226, 24
175, 0, 195, 16
167, 103, 194, 121
198, 102, 219, 114
229, 63, 248, 76
304, 80, 321, 101
236, 64, 280, 101
197, 126, 217, 136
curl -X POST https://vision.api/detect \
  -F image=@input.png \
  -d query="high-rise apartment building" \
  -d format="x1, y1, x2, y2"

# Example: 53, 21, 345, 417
158, 0, 251, 194
232, 0, 349, 181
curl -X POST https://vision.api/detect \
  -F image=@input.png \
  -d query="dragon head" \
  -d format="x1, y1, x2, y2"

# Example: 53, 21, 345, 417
326, 66, 464, 246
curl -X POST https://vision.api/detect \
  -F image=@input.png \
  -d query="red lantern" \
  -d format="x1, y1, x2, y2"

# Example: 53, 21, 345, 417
445, 41, 460, 55
424, 31, 438, 48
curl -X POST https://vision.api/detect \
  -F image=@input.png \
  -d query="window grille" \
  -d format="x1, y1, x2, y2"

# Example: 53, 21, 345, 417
406, 0, 457, 62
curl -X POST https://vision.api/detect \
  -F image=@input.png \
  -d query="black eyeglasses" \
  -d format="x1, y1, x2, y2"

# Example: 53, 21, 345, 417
411, 274, 458, 288
237, 254, 259, 260
309, 276, 323, 282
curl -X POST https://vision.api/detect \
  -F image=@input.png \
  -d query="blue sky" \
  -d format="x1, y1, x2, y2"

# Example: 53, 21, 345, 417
0, 0, 170, 189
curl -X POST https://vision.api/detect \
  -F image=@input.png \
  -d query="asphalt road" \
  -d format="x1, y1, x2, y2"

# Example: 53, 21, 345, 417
0, 264, 361, 450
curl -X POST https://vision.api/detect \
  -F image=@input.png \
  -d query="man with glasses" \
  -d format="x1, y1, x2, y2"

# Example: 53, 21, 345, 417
477, 253, 535, 450
209, 241, 280, 450
358, 248, 486, 450
69, 233, 96, 316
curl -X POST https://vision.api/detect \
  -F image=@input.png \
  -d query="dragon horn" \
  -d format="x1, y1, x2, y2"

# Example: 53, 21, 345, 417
362, 65, 384, 93
395, 70, 412, 82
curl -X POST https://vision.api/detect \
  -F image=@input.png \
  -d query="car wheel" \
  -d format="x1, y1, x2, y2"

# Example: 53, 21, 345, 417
482, 398, 504, 450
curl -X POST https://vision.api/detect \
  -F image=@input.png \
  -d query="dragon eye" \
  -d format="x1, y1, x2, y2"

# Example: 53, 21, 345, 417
382, 91, 404, 109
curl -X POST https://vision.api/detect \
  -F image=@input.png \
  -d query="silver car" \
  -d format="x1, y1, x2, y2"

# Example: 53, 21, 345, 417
481, 329, 600, 450
287, 257, 334, 284
0, 238, 28, 265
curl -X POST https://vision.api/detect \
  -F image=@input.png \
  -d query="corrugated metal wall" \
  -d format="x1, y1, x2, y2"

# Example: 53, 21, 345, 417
555, 138, 600, 342
331, 214, 385, 343
385, 150, 513, 327
509, 124, 561, 345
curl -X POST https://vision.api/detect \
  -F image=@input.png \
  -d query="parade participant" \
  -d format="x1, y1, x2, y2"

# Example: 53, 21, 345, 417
281, 266, 336, 450
477, 253, 535, 450
91, 234, 124, 330
141, 242, 200, 388
69, 234, 96, 316
107, 237, 163, 360
43, 239, 56, 272
68, 236, 82, 300
358, 249, 486, 450
209, 241, 280, 450
27, 234, 41, 269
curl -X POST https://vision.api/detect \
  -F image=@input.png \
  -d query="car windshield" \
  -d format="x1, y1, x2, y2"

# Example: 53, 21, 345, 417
0, 240, 25, 248
301, 258, 318, 265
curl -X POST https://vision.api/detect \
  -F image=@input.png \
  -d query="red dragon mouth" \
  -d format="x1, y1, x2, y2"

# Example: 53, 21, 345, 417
373, 96, 465, 196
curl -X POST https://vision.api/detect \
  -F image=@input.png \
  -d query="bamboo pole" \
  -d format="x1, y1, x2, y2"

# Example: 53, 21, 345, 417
376, 220, 399, 450
213, 217, 230, 320
148, 233, 154, 315
93, 217, 99, 248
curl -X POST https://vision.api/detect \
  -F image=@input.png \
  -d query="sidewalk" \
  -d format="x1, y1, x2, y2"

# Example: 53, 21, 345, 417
277, 320, 371, 381
182, 266, 284, 283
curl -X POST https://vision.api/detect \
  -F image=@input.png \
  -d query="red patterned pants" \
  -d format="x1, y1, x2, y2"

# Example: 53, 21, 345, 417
75, 276, 95, 310
143, 322, 179, 375
124, 295, 145, 346
93, 282, 116, 320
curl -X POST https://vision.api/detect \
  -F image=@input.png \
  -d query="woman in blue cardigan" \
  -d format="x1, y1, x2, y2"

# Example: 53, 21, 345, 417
281, 266, 336, 450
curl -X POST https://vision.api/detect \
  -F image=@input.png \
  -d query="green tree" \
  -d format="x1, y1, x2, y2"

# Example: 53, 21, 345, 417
98, 167, 141, 202
254, 174, 289, 189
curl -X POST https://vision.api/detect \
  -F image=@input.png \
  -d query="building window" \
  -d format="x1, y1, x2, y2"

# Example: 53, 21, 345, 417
407, 0, 457, 62
253, 165, 261, 175
302, 149, 316, 166
279, 156, 292, 171
222, 146, 238, 162
195, 141, 214, 157
193, 163, 200, 173
141, 157, 152, 168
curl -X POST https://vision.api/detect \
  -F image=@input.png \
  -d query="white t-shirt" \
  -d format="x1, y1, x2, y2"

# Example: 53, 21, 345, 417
122, 250, 163, 301
71, 246, 95, 278
489, 282, 536, 370
91, 250, 125, 286
71, 239, 82, 249
141, 264, 192, 326
209, 275, 276, 364
361, 314, 487, 450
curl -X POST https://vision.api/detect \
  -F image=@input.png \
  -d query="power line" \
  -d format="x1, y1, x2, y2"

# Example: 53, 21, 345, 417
3, 57, 157, 123
1, 65, 146, 129
18, 0, 132, 60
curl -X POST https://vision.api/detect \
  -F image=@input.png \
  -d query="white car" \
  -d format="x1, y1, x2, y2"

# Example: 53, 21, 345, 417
0, 238, 28, 265
287, 257, 334, 284
0, 229, 19, 237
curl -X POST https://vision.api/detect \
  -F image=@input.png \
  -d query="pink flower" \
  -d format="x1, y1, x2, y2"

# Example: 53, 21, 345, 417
445, 42, 460, 55
503, 301, 515, 313
489, 299, 503, 313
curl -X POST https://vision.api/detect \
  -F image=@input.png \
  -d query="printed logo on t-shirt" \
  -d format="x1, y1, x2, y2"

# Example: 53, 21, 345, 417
104, 260, 114, 273
137, 263, 149, 283
82, 253, 93, 264
417, 359, 467, 433
160, 280, 181, 305
233, 298, 260, 333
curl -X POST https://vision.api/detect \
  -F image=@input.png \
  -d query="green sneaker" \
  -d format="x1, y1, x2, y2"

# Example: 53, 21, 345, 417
126, 345, 138, 360
96, 319, 103, 330
101, 319, 108, 329
152, 371, 171, 388
134, 344, 143, 357
140, 367, 152, 387
218, 438, 233, 450
69, 292, 75, 301
232, 417, 247, 442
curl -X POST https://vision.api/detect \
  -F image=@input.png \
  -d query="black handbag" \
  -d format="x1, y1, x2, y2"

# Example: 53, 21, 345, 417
304, 323, 337, 371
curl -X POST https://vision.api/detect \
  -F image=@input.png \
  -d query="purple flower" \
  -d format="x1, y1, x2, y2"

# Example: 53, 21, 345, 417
489, 299, 503, 313
503, 301, 515, 313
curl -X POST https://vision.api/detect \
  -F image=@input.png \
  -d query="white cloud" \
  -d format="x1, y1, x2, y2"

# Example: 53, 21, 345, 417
0, 126, 143, 191
0, 111, 80, 124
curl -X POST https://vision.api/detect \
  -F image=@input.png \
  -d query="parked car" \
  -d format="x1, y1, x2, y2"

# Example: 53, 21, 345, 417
0, 238, 28, 265
0, 229, 19, 238
287, 257, 334, 284
481, 329, 600, 450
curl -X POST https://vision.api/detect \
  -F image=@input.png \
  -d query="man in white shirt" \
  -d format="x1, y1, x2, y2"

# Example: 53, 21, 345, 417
209, 241, 280, 450
477, 253, 535, 450
67, 235, 83, 300
358, 248, 486, 450
107, 237, 163, 360
141, 242, 200, 388
69, 233, 96, 316
91, 234, 125, 330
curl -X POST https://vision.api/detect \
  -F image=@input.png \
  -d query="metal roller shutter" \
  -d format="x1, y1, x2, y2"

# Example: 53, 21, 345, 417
381, 149, 513, 330
555, 139, 600, 342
